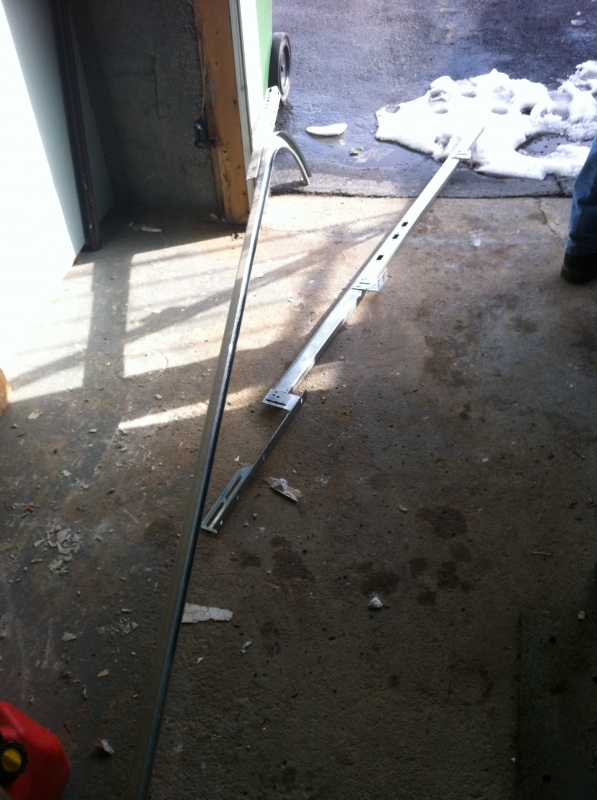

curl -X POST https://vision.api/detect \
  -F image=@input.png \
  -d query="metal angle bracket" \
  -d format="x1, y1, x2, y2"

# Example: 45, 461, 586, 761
353, 266, 388, 293
262, 388, 302, 411
201, 391, 306, 533
451, 145, 474, 161
257, 125, 483, 410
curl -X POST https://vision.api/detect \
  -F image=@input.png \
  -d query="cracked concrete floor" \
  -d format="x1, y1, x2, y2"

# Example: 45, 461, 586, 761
0, 194, 596, 800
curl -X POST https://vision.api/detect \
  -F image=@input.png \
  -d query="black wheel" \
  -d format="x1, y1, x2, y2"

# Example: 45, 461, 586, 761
269, 32, 291, 102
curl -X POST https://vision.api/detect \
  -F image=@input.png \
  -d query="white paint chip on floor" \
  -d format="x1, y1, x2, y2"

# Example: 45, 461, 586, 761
376, 61, 597, 180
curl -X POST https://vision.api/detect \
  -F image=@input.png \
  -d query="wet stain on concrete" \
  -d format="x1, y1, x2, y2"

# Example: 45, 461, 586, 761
307, 784, 334, 800
240, 550, 262, 568
417, 589, 438, 605
527, 210, 548, 224
272, 549, 312, 581
409, 557, 429, 577
143, 516, 176, 548
481, 672, 495, 699
572, 325, 597, 353
415, 301, 433, 320
360, 568, 400, 596
437, 561, 460, 590
449, 543, 472, 562
486, 292, 520, 317
423, 336, 467, 387
260, 620, 281, 656
272, 763, 297, 792
417, 506, 468, 539
458, 402, 472, 420
512, 315, 538, 334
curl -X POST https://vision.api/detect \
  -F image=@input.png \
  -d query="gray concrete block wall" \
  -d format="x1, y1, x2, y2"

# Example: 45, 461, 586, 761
74, 0, 217, 213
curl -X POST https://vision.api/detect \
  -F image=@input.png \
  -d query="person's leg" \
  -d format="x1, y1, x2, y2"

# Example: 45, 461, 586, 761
562, 131, 597, 283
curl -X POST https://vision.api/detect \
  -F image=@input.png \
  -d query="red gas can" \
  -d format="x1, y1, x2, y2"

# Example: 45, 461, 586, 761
0, 702, 70, 800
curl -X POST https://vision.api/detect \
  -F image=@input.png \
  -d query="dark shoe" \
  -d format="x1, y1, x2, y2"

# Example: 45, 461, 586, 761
561, 251, 597, 284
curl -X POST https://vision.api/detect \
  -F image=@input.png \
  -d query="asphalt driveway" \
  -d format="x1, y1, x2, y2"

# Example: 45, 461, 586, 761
272, 0, 594, 197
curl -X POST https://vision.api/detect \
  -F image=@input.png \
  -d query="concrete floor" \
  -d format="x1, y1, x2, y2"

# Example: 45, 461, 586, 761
1, 191, 596, 799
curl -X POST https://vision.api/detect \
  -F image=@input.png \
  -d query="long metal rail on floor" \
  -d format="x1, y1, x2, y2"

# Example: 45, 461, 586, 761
127, 125, 482, 797
125, 131, 311, 800
201, 125, 483, 534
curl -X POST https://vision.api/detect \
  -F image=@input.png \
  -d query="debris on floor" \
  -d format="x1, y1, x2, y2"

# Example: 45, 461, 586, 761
33, 524, 83, 574
266, 477, 302, 502
182, 604, 233, 624
95, 738, 114, 756
120, 619, 138, 635
128, 222, 163, 233
0, 190, 594, 799
35, 524, 81, 554
50, 527, 81, 556
306, 123, 347, 137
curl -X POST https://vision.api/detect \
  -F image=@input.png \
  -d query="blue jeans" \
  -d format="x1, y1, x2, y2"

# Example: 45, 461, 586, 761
567, 132, 597, 255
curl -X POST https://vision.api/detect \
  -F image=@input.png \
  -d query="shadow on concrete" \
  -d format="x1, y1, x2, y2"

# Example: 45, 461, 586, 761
1, 194, 596, 799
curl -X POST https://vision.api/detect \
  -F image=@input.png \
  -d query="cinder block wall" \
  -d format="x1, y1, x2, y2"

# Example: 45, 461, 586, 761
73, 0, 217, 213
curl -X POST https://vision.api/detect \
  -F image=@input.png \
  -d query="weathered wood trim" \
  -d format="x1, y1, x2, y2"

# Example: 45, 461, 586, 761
0, 369, 11, 415
193, 0, 250, 223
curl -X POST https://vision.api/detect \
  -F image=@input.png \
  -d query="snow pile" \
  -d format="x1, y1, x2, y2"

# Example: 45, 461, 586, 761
376, 61, 597, 180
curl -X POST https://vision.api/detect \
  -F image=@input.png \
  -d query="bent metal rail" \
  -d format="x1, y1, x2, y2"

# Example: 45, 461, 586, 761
201, 126, 483, 534
125, 131, 311, 800
126, 125, 482, 798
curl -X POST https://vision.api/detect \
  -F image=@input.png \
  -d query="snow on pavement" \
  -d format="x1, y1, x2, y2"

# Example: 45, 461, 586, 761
376, 62, 597, 180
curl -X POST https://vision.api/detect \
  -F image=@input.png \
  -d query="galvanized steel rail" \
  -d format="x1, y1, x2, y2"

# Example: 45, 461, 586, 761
202, 127, 483, 532
125, 131, 311, 799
